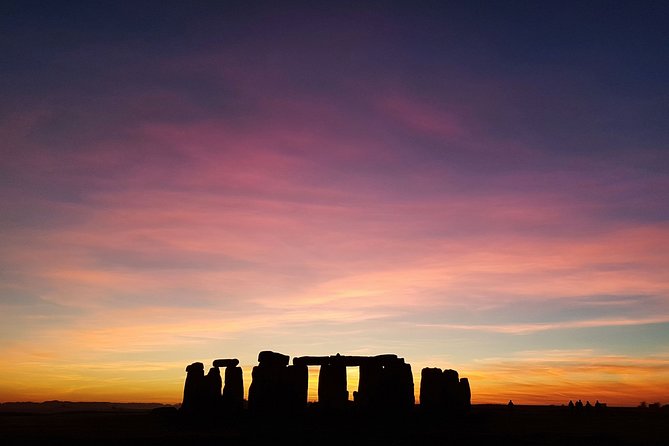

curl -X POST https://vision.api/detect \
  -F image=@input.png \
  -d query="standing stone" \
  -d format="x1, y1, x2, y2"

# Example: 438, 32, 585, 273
318, 363, 348, 409
285, 364, 309, 411
248, 350, 292, 415
248, 365, 270, 412
379, 360, 414, 413
357, 361, 383, 409
201, 367, 222, 413
400, 362, 415, 410
380, 361, 398, 409
222, 365, 244, 412
182, 362, 205, 413
459, 377, 471, 412
442, 369, 460, 413
420, 367, 443, 410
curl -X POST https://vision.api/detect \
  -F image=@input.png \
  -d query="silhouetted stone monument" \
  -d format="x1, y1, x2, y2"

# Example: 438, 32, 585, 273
222, 364, 244, 412
204, 367, 222, 412
356, 360, 382, 408
181, 362, 205, 414
443, 369, 460, 412
213, 358, 240, 368
248, 350, 295, 415
375, 357, 414, 413
459, 377, 471, 412
318, 361, 348, 409
258, 350, 289, 367
420, 367, 443, 410
420, 366, 470, 415
181, 358, 242, 416
292, 353, 414, 413
285, 363, 308, 412
399, 360, 416, 410
180, 351, 471, 419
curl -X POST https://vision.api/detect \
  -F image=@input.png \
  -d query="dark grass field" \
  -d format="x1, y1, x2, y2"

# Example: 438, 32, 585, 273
1, 405, 667, 445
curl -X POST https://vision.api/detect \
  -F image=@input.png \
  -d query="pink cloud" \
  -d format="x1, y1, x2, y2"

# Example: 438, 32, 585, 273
417, 316, 669, 335
379, 95, 464, 139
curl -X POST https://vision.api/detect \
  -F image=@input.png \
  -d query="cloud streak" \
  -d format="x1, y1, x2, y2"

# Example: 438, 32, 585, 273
418, 316, 669, 335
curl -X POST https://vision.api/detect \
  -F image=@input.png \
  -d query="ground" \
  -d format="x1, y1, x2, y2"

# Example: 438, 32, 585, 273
1, 405, 667, 445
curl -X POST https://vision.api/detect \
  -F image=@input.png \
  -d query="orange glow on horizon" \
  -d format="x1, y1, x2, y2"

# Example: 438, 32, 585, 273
2, 356, 667, 407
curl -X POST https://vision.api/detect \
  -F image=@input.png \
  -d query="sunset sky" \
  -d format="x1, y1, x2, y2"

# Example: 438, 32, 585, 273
1, 1, 668, 406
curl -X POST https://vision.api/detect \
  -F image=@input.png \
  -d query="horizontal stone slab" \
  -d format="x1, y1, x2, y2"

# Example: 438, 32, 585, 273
258, 350, 290, 367
185, 362, 204, 372
293, 354, 402, 367
212, 358, 240, 368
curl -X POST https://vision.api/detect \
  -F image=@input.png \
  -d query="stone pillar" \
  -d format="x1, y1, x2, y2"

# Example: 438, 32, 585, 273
248, 350, 291, 414
357, 361, 382, 409
285, 364, 308, 412
419, 367, 443, 411
248, 365, 269, 412
442, 369, 460, 413
318, 363, 348, 409
377, 359, 413, 413
318, 364, 330, 406
400, 362, 415, 410
379, 362, 397, 409
222, 365, 244, 412
204, 367, 222, 412
181, 362, 205, 413
459, 377, 471, 412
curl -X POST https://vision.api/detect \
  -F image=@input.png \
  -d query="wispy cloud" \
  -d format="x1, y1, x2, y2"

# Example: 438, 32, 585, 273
418, 317, 669, 334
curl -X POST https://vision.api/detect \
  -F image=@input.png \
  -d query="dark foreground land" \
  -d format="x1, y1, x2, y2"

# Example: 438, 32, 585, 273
1, 405, 667, 446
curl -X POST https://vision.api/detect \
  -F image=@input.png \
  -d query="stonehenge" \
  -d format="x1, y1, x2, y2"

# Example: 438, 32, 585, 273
180, 350, 470, 418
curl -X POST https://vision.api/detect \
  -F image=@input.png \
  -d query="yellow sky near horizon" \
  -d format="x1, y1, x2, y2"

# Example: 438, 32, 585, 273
2, 353, 667, 407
